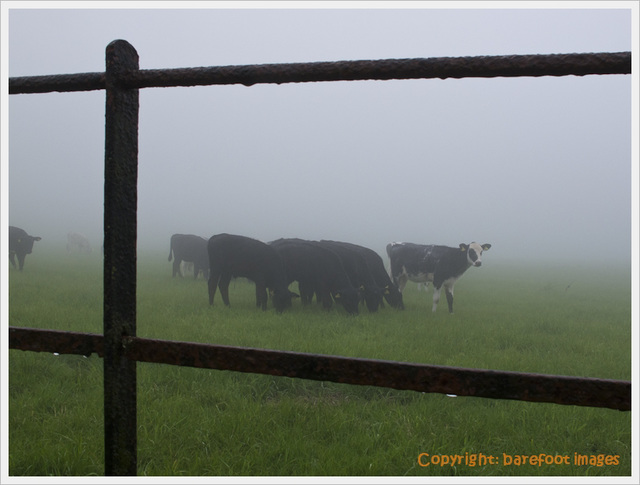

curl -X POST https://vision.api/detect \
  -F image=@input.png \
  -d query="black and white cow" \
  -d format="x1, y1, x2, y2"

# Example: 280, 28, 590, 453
67, 232, 92, 253
386, 241, 491, 314
270, 238, 361, 315
208, 233, 296, 312
9, 226, 42, 271
168, 234, 210, 280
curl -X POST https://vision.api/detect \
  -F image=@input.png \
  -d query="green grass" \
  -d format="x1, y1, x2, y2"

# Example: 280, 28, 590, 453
7, 249, 632, 476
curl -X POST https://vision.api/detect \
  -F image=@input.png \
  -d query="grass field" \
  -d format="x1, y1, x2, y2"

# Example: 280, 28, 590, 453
7, 249, 633, 477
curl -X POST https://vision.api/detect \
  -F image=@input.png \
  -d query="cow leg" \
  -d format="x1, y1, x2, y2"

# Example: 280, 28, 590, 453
172, 259, 182, 278
440, 277, 459, 314
218, 274, 233, 306
396, 271, 409, 293
208, 272, 221, 305
255, 282, 268, 310
432, 285, 442, 313
9, 253, 17, 269
18, 254, 26, 271
195, 264, 208, 281
445, 285, 455, 314
389, 262, 402, 287
320, 289, 333, 310
432, 277, 457, 314
298, 281, 314, 305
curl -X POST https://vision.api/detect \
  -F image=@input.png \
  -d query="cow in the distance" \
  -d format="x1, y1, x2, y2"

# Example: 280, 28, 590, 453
387, 241, 491, 314
168, 234, 209, 280
270, 238, 361, 315
67, 232, 92, 253
9, 226, 42, 271
208, 233, 296, 312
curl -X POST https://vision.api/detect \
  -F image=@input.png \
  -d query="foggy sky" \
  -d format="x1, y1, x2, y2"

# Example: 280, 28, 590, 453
4, 4, 635, 263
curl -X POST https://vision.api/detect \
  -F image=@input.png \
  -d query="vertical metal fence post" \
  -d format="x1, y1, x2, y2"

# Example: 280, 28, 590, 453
103, 39, 139, 476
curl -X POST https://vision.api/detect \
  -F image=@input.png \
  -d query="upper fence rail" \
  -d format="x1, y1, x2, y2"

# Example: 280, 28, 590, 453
9, 51, 631, 94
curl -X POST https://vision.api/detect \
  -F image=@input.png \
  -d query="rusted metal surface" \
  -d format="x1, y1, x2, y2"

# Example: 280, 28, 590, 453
123, 336, 631, 411
9, 327, 104, 357
103, 39, 139, 477
126, 51, 632, 88
8, 327, 630, 411
9, 51, 631, 94
8, 72, 105, 94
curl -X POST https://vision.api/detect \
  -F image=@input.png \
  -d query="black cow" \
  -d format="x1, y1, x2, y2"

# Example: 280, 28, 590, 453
207, 233, 295, 312
325, 241, 404, 310
9, 226, 42, 271
387, 241, 491, 314
319, 240, 383, 312
168, 234, 209, 280
270, 238, 361, 315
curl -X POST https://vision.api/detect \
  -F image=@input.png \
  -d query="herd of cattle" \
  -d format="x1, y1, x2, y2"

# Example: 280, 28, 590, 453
168, 233, 491, 315
10, 226, 490, 314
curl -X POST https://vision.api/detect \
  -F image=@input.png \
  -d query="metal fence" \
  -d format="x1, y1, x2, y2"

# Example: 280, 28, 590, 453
8, 41, 632, 476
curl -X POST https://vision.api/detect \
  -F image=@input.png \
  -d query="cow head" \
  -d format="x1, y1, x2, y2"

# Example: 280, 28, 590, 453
332, 288, 360, 315
20, 235, 42, 254
459, 242, 491, 267
383, 284, 405, 310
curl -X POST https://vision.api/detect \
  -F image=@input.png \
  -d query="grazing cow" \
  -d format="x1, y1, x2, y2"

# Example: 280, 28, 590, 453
325, 241, 404, 310
319, 240, 383, 312
9, 226, 42, 271
270, 238, 361, 315
66, 232, 92, 253
168, 234, 209, 280
208, 233, 296, 312
386, 241, 491, 313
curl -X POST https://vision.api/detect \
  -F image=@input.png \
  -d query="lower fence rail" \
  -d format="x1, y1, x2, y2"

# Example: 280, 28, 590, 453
8, 326, 631, 411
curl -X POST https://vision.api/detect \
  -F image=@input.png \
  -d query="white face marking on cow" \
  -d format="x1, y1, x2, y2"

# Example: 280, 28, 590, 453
466, 242, 485, 267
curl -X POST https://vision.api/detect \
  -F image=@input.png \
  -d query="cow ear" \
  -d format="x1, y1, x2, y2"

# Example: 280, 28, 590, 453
459, 243, 468, 252
34, 237, 42, 241
482, 244, 491, 251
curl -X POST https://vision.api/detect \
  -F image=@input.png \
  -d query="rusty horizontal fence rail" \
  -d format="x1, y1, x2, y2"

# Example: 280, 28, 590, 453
9, 327, 104, 357
9, 51, 631, 95
9, 327, 631, 411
